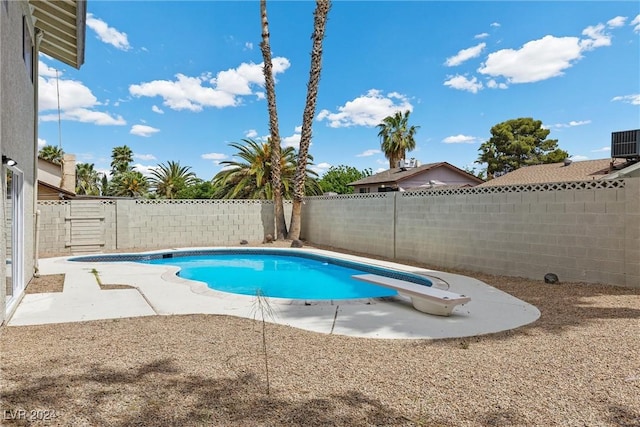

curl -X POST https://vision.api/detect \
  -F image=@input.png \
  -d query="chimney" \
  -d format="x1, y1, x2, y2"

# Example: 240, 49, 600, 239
60, 154, 76, 194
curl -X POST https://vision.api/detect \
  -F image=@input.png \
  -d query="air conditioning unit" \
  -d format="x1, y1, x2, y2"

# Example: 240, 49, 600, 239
611, 129, 640, 158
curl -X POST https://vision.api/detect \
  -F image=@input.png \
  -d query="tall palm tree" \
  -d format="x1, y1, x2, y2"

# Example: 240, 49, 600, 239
149, 161, 197, 199
211, 139, 321, 200
260, 0, 287, 240
288, 0, 331, 240
38, 145, 64, 165
377, 110, 420, 169
110, 145, 133, 175
75, 163, 101, 196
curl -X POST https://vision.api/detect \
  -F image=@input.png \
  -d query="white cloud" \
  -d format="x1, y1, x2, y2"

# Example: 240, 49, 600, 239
245, 129, 258, 138
310, 162, 332, 175
38, 138, 47, 148
38, 61, 126, 126
611, 94, 640, 105
316, 89, 413, 128
445, 43, 486, 67
202, 153, 228, 161
442, 134, 478, 144
632, 14, 640, 33
490, 22, 500, 28
478, 35, 583, 83
86, 13, 130, 51
486, 79, 508, 89
282, 128, 302, 149
443, 75, 483, 93
151, 105, 164, 114
569, 155, 589, 161
475, 33, 489, 39
356, 149, 381, 157
134, 153, 157, 161
40, 108, 126, 126
580, 23, 612, 50
554, 120, 592, 128
130, 124, 160, 137
133, 163, 157, 177
245, 42, 253, 50
375, 167, 386, 173
129, 57, 290, 112
591, 146, 611, 153
607, 16, 627, 28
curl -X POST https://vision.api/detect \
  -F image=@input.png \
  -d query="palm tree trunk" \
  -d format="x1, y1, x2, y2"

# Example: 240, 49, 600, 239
260, 0, 287, 240
288, 0, 331, 240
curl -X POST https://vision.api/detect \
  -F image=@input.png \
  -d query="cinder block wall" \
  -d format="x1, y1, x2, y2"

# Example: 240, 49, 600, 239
301, 179, 639, 288
299, 193, 396, 259
115, 200, 276, 249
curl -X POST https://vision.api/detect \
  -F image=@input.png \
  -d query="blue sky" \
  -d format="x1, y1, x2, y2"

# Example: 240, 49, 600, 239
37, 1, 640, 180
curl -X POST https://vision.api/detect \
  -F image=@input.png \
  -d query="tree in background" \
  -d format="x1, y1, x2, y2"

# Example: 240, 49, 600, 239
38, 145, 64, 165
477, 117, 569, 179
377, 110, 420, 169
109, 171, 148, 198
175, 179, 216, 199
149, 160, 197, 199
75, 163, 101, 196
260, 0, 287, 240
288, 0, 331, 240
211, 139, 322, 199
318, 165, 372, 194
110, 145, 133, 175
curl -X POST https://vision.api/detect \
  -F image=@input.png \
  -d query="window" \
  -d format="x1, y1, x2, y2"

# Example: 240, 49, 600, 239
23, 16, 34, 82
359, 188, 370, 194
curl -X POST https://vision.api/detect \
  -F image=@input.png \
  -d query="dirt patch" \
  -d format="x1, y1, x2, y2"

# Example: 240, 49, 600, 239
25, 274, 65, 294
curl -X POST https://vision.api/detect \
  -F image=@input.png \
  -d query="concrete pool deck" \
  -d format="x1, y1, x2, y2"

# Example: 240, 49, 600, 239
8, 247, 541, 339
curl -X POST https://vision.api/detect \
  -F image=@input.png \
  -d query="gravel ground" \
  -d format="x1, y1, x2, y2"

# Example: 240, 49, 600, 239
1, 243, 639, 426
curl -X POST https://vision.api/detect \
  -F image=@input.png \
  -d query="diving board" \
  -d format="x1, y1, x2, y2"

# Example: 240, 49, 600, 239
352, 274, 470, 316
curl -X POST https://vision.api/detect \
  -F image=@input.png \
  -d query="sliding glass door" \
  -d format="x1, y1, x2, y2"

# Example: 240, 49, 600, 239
5, 167, 23, 309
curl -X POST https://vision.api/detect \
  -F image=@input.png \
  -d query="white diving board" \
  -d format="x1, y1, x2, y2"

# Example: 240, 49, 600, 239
352, 274, 471, 316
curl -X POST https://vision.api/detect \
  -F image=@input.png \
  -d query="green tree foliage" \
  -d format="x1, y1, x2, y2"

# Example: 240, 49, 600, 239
149, 161, 197, 199
477, 117, 569, 179
38, 145, 64, 165
377, 110, 420, 169
175, 179, 216, 199
211, 139, 322, 199
318, 165, 372, 194
75, 163, 101, 196
109, 170, 148, 198
110, 145, 133, 175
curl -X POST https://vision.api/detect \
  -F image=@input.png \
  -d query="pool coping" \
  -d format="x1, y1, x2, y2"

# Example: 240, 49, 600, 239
8, 247, 541, 339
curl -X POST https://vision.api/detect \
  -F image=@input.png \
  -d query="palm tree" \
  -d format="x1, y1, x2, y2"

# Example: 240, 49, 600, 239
38, 145, 64, 165
211, 139, 321, 199
377, 110, 420, 169
110, 170, 148, 198
110, 145, 133, 175
260, 0, 287, 240
75, 163, 101, 196
149, 161, 197, 199
288, 0, 331, 240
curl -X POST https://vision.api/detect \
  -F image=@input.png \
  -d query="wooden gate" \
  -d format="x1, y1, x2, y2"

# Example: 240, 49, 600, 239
65, 201, 106, 253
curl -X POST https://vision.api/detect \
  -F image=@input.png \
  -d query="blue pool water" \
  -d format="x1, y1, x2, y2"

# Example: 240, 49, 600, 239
71, 249, 433, 300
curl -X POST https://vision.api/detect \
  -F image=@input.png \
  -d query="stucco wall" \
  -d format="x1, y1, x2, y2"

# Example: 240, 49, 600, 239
1, 1, 37, 324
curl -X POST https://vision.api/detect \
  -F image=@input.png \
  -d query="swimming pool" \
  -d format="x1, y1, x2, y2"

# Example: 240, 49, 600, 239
70, 249, 434, 300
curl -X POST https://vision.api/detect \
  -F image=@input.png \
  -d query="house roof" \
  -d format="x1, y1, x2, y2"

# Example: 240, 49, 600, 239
30, 0, 87, 69
348, 162, 484, 187
38, 180, 75, 198
478, 158, 629, 187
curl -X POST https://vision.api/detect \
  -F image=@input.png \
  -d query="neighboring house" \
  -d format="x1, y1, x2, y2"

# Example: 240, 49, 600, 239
0, 0, 86, 323
478, 158, 636, 187
348, 161, 484, 193
38, 154, 76, 200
